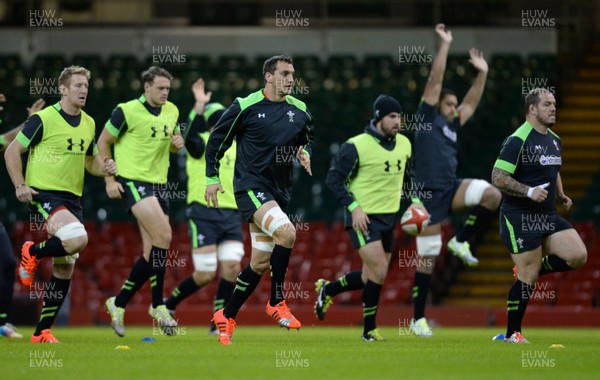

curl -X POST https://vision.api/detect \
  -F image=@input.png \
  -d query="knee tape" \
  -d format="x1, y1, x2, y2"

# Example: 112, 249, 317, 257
217, 241, 244, 262
260, 207, 292, 237
251, 232, 275, 252
54, 222, 87, 241
416, 234, 442, 257
193, 252, 218, 272
465, 179, 492, 207
53, 252, 79, 265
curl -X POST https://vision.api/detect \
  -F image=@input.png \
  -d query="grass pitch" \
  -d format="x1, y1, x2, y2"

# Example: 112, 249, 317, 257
2, 326, 599, 380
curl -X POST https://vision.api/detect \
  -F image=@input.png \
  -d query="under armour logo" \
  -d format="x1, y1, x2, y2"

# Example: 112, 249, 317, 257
258, 113, 266, 118
516, 238, 524, 249
137, 186, 146, 196
151, 125, 169, 138
384, 160, 402, 172
256, 192, 266, 201
287, 110, 295, 122
67, 138, 85, 151
43, 202, 51, 210
198, 234, 205, 245
553, 140, 559, 151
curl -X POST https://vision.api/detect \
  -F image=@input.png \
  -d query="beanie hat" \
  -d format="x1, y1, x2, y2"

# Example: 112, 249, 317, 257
373, 94, 402, 123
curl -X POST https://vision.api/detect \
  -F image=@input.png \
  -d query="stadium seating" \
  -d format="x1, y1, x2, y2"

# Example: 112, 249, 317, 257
0, 51, 561, 225
4, 51, 599, 319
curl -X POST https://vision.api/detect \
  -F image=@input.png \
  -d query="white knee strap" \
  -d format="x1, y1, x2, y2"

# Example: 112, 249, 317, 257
193, 252, 218, 272
53, 252, 79, 265
465, 179, 492, 207
260, 207, 292, 237
251, 232, 275, 252
217, 241, 244, 262
416, 234, 442, 257
54, 222, 87, 240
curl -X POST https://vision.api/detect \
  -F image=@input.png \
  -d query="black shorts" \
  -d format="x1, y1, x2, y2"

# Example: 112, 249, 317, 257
421, 179, 462, 225
499, 210, 573, 254
234, 188, 288, 222
29, 188, 84, 226
117, 177, 170, 215
346, 213, 396, 252
186, 202, 243, 248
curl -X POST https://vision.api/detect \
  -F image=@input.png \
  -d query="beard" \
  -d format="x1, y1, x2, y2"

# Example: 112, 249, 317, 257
536, 114, 555, 128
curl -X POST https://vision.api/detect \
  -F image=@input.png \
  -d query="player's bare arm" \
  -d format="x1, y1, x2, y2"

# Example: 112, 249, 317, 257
422, 23, 452, 106
0, 98, 45, 152
85, 154, 117, 177
351, 206, 370, 233
556, 172, 572, 210
169, 132, 184, 152
491, 167, 547, 202
97, 127, 124, 199
407, 202, 430, 219
458, 48, 488, 126
3, 140, 38, 203
491, 167, 528, 197
192, 78, 212, 115
296, 144, 312, 176
26, 98, 46, 116
205, 183, 224, 208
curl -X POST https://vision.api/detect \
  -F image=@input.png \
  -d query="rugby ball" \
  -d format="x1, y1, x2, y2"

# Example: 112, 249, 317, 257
401, 208, 430, 236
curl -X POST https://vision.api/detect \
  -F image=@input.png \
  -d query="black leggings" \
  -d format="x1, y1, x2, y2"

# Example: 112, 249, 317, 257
0, 222, 16, 322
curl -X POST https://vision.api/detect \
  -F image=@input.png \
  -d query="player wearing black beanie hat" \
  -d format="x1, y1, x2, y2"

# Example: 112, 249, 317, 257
373, 94, 402, 124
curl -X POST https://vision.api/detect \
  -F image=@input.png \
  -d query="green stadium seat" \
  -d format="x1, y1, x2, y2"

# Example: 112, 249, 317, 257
492, 54, 524, 72
362, 54, 395, 79
327, 54, 358, 80
218, 55, 248, 75
72, 54, 104, 70
185, 55, 212, 72
0, 54, 23, 70
31, 54, 67, 76
107, 54, 140, 72
294, 55, 321, 71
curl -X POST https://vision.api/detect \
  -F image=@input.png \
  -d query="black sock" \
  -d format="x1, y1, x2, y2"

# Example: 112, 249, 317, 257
0, 224, 16, 325
412, 271, 431, 320
362, 280, 382, 334
34, 276, 70, 335
539, 255, 573, 276
149, 246, 168, 308
456, 205, 495, 243
115, 256, 150, 308
223, 265, 262, 319
324, 271, 365, 297
30, 236, 69, 259
214, 278, 235, 312
164, 276, 201, 310
506, 279, 533, 337
270, 245, 292, 306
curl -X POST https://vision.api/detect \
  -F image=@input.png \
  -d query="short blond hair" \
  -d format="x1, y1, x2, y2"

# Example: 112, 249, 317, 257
58, 65, 91, 87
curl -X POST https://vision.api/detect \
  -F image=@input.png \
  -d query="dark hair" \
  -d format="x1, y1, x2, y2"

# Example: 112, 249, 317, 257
524, 88, 551, 114
141, 66, 173, 84
439, 88, 457, 104
262, 55, 293, 76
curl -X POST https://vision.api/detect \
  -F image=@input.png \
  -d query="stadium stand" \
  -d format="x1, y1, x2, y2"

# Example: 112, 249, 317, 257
2, 51, 599, 325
